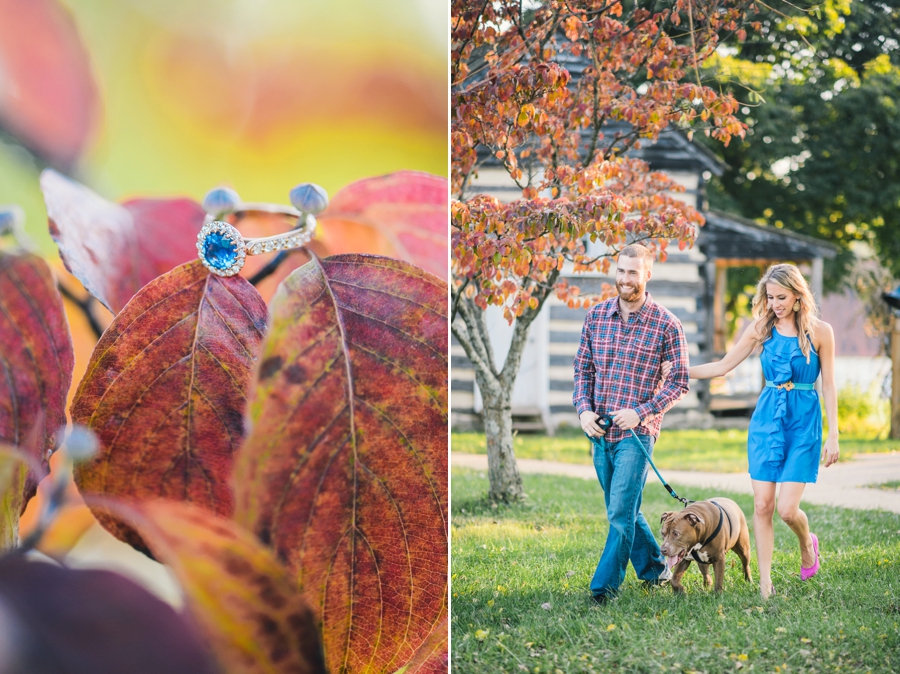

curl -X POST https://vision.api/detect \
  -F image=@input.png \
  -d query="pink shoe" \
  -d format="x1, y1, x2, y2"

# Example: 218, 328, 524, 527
801, 533, 820, 581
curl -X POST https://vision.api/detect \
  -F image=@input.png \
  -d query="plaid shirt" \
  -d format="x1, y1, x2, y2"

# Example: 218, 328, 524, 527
573, 293, 689, 443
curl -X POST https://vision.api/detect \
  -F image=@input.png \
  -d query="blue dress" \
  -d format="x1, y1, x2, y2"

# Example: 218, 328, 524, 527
747, 329, 822, 483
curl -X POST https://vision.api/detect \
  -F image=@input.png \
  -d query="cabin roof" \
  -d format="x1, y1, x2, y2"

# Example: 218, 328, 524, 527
700, 210, 840, 260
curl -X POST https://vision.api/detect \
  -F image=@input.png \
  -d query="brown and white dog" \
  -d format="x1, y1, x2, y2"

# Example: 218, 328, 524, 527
659, 498, 753, 594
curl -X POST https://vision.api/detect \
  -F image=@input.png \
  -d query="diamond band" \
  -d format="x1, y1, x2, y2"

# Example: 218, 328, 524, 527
196, 183, 327, 277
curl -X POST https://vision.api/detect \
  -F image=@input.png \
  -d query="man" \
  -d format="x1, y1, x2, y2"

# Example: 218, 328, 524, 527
573, 243, 689, 603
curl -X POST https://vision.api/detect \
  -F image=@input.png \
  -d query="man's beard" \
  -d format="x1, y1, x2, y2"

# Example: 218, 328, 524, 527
616, 281, 644, 302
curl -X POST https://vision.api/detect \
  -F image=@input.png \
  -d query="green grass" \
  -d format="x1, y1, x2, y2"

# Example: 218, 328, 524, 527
452, 429, 900, 473
866, 480, 900, 492
451, 469, 900, 674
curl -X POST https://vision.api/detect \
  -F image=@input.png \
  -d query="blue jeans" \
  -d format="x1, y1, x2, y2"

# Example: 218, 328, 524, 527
589, 433, 666, 597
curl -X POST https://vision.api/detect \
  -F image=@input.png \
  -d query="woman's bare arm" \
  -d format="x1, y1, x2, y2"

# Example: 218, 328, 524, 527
816, 321, 840, 467
689, 319, 760, 380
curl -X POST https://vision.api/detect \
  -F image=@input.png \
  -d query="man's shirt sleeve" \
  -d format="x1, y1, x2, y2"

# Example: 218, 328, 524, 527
573, 314, 596, 415
633, 320, 690, 422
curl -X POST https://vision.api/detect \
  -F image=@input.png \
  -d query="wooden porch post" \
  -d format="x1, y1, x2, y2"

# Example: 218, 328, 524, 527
713, 262, 727, 353
811, 257, 824, 309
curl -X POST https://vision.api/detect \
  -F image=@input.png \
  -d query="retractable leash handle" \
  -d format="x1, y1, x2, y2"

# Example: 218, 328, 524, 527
593, 414, 693, 507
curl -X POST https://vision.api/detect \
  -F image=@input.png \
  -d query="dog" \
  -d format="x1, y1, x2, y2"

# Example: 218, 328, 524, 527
659, 498, 752, 594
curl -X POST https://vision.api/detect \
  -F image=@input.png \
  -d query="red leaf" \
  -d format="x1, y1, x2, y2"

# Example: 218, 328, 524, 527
41, 169, 207, 314
234, 254, 448, 674
108, 499, 325, 674
0, 0, 98, 168
72, 260, 267, 551
0, 555, 219, 674
318, 172, 448, 278
0, 251, 73, 511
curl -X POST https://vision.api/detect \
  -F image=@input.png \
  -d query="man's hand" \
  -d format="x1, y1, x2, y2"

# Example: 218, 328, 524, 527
580, 411, 604, 438
612, 409, 641, 431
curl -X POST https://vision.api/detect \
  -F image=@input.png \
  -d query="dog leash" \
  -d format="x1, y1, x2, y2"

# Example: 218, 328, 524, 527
593, 415, 695, 507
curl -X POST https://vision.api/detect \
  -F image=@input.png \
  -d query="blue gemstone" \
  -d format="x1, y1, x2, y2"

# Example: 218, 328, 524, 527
203, 232, 238, 270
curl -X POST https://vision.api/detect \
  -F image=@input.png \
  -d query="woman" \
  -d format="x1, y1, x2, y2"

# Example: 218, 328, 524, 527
690, 264, 840, 598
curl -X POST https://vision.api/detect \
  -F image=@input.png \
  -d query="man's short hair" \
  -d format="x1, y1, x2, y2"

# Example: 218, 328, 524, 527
618, 243, 655, 268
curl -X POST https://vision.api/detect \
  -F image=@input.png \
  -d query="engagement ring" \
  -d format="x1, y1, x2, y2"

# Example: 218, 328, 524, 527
196, 183, 328, 277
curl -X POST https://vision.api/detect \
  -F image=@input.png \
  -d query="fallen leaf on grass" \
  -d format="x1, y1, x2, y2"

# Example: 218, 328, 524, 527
235, 254, 448, 674
72, 260, 267, 552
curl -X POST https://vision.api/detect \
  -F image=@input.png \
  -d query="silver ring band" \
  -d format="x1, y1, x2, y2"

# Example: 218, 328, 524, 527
196, 184, 327, 277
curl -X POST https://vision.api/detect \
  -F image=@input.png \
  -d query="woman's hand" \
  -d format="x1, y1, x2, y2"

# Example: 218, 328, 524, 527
822, 435, 840, 467
653, 361, 672, 394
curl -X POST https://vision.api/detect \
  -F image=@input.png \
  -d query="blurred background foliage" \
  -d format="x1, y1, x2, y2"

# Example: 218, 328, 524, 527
0, 0, 448, 256
699, 0, 900, 286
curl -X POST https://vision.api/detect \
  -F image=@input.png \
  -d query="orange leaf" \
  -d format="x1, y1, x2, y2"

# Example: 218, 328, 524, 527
0, 447, 35, 549
107, 499, 325, 674
399, 618, 448, 673
318, 172, 448, 278
0, 0, 98, 168
234, 254, 447, 674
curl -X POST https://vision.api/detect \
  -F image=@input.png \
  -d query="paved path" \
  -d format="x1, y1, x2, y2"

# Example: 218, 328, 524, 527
451, 452, 900, 513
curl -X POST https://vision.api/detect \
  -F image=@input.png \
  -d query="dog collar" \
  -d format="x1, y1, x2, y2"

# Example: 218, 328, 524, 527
690, 501, 732, 563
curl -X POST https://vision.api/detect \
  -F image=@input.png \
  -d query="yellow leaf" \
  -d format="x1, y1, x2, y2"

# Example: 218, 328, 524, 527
475, 629, 489, 641
108, 500, 324, 673
606, 624, 616, 631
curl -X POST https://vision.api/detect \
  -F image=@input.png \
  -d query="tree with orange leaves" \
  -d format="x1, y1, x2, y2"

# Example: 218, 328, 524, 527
452, 0, 756, 501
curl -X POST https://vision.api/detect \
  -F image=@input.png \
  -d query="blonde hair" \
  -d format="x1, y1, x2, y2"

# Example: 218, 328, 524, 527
751, 263, 819, 362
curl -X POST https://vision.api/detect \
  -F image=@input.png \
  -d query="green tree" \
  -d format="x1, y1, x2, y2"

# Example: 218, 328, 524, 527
703, 0, 900, 281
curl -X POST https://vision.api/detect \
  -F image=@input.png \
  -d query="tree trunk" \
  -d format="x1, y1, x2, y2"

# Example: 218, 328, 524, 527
481, 392, 524, 502
891, 316, 900, 439
451, 280, 558, 503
